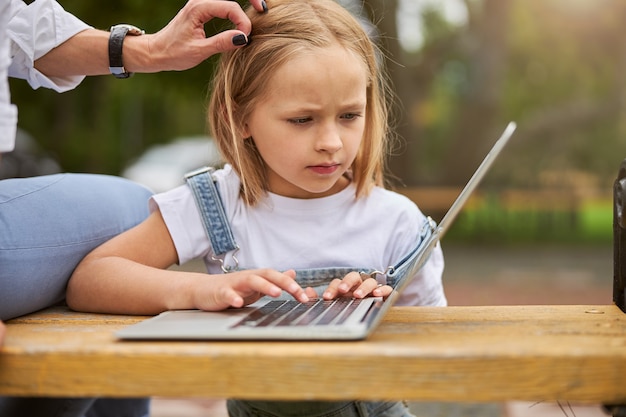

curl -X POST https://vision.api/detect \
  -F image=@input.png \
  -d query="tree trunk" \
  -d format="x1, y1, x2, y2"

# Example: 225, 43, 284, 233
441, 0, 512, 186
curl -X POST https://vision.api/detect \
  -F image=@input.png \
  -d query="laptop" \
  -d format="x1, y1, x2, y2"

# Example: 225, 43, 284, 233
116, 121, 517, 341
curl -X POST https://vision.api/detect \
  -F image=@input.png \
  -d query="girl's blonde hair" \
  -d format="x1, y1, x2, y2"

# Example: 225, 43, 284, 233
208, 0, 392, 205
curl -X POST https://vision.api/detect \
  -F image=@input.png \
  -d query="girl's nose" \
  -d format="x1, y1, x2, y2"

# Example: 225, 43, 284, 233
315, 123, 343, 153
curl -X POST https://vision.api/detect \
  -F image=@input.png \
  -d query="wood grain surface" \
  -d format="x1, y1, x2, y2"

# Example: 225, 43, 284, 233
1, 305, 625, 403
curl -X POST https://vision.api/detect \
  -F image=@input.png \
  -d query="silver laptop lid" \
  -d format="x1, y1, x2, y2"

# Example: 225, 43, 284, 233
437, 121, 517, 238
390, 121, 517, 296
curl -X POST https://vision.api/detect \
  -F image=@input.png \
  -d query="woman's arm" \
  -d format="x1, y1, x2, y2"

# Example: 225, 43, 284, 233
34, 0, 266, 78
66, 210, 308, 315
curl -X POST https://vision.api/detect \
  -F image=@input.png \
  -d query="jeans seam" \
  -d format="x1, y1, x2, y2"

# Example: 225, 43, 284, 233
0, 174, 66, 205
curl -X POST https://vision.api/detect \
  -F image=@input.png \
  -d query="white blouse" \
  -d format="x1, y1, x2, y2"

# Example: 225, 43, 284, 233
1, 0, 91, 152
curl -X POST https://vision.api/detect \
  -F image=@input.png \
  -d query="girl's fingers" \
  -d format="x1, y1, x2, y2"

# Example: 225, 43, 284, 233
324, 272, 388, 300
259, 269, 309, 303
340, 271, 363, 291
352, 277, 381, 299
323, 278, 344, 300
304, 287, 319, 299
372, 284, 393, 298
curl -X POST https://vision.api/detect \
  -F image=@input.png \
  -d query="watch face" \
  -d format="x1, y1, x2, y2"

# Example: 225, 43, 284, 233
127, 26, 145, 36
112, 24, 145, 36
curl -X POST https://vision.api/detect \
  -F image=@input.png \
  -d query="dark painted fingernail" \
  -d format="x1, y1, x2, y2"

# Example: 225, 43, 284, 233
261, 1, 268, 13
232, 34, 248, 46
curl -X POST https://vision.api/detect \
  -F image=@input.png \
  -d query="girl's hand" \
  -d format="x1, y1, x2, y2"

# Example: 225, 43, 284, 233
322, 271, 393, 300
192, 269, 309, 311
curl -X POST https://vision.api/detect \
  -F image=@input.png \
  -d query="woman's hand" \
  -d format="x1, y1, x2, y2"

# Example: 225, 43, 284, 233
322, 271, 392, 300
142, 0, 266, 72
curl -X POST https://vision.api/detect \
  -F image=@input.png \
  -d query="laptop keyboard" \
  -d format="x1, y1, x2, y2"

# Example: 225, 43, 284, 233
233, 298, 363, 328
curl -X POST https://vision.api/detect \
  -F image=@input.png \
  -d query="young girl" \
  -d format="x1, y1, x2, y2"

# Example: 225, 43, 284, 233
68, 0, 446, 415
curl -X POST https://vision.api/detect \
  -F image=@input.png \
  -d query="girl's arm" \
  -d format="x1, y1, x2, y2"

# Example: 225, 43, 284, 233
66, 210, 308, 315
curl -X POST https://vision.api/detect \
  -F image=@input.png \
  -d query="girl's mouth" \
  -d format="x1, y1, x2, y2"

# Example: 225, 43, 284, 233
308, 164, 340, 175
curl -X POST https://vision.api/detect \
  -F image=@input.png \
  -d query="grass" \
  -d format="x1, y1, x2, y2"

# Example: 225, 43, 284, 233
446, 197, 613, 245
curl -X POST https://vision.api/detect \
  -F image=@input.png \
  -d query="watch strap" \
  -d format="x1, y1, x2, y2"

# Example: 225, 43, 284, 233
109, 24, 144, 79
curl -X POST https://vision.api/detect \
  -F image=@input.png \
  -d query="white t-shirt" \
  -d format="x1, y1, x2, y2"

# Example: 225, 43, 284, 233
0, 0, 91, 152
151, 165, 447, 307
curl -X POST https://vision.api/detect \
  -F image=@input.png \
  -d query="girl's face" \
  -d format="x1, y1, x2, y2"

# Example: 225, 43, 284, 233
243, 44, 368, 199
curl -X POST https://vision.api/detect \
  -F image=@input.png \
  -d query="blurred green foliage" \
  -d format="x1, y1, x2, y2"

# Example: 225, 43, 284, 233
446, 192, 613, 245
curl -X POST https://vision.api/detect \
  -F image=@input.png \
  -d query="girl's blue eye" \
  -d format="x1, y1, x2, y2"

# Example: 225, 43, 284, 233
289, 117, 311, 124
341, 113, 362, 120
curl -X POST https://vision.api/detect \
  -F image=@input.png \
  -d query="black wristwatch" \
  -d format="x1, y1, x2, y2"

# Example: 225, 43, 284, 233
108, 24, 144, 79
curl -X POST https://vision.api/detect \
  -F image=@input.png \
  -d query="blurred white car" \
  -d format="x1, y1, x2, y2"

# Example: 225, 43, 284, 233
122, 136, 222, 193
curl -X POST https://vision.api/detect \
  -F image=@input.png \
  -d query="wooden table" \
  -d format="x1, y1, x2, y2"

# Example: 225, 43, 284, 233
1, 305, 625, 404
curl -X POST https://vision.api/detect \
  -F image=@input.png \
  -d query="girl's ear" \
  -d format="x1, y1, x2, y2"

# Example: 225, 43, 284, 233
241, 122, 251, 139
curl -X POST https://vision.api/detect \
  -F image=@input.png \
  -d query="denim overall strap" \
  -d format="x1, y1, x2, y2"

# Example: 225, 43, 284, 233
276, 216, 435, 294
385, 216, 438, 288
293, 267, 374, 288
241, 222, 434, 289
184, 167, 238, 256
292, 218, 437, 289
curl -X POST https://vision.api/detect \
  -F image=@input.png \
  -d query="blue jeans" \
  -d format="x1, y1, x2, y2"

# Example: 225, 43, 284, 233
226, 400, 416, 417
0, 173, 153, 417
0, 173, 153, 320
